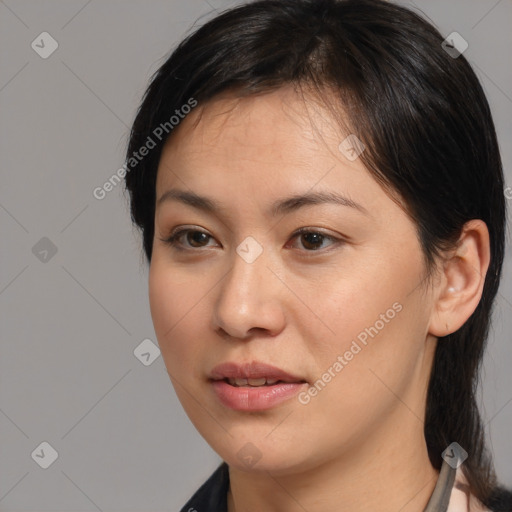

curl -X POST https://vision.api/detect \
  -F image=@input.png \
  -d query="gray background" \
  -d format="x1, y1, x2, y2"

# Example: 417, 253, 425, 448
0, 0, 510, 510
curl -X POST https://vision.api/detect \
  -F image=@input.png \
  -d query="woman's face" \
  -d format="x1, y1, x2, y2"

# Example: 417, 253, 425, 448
149, 86, 439, 474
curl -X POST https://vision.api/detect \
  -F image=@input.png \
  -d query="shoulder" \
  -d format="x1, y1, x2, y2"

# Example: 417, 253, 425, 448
179, 462, 230, 512
449, 467, 512, 512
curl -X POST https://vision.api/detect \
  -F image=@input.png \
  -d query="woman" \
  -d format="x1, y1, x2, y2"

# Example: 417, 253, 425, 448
124, 0, 512, 510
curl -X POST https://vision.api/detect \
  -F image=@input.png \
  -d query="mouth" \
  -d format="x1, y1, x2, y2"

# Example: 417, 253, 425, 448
223, 377, 298, 387
210, 361, 306, 382
209, 361, 308, 411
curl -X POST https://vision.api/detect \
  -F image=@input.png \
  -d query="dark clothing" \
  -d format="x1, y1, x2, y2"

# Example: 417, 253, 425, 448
180, 462, 229, 512
179, 459, 512, 512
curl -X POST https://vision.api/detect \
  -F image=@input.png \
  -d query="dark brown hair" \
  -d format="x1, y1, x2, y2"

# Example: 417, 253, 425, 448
124, 0, 511, 508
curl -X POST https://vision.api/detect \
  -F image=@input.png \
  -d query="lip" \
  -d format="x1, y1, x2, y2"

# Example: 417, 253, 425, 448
210, 361, 306, 382
209, 361, 308, 412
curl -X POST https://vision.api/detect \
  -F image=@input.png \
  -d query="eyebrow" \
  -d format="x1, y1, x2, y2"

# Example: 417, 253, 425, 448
156, 189, 368, 216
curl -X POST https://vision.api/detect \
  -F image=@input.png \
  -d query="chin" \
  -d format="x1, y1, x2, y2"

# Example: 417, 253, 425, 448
204, 430, 318, 475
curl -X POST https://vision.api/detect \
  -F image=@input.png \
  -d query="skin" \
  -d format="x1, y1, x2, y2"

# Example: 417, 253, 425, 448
148, 85, 490, 512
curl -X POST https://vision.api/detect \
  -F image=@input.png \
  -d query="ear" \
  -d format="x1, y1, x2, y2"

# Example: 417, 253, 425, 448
429, 219, 490, 337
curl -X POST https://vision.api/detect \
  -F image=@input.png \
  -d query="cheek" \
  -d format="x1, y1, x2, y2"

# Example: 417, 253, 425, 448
310, 264, 404, 345
297, 293, 428, 455
148, 263, 173, 337
148, 261, 196, 361
307, 247, 429, 383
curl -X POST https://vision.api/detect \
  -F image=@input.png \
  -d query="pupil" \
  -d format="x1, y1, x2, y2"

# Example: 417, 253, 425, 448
188, 231, 208, 247
303, 233, 322, 250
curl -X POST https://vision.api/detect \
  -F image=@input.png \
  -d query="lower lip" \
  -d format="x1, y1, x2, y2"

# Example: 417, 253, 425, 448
211, 380, 307, 411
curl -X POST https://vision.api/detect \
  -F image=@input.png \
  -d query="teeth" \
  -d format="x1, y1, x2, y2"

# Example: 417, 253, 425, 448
227, 377, 280, 387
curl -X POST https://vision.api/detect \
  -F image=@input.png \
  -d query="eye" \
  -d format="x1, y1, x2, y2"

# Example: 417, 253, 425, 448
287, 227, 341, 252
159, 227, 342, 253
159, 228, 218, 250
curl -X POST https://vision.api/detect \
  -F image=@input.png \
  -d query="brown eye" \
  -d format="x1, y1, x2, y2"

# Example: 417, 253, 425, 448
298, 232, 326, 250
160, 228, 216, 250
289, 228, 340, 252
184, 230, 211, 247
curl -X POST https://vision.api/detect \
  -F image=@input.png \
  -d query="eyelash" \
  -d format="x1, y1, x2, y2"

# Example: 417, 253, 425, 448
159, 227, 343, 254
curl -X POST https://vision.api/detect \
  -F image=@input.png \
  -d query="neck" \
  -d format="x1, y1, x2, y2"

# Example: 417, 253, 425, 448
227, 408, 439, 512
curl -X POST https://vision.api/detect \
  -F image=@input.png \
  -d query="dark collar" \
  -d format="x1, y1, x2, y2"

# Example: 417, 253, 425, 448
179, 462, 229, 512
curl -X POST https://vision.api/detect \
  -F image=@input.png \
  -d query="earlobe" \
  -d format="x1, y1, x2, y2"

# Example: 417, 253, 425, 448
429, 220, 490, 338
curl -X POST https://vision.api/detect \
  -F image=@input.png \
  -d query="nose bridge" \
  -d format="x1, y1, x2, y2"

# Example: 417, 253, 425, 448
212, 235, 284, 338
223, 235, 269, 306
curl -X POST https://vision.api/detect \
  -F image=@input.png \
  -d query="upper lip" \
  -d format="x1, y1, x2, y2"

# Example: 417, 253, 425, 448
210, 361, 307, 383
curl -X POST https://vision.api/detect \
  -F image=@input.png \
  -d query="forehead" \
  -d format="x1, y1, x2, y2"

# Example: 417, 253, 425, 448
153, 88, 415, 243
156, 86, 357, 185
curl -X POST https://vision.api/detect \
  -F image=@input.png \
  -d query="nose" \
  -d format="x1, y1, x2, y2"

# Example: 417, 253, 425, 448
212, 243, 286, 340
